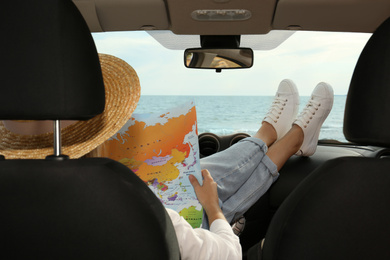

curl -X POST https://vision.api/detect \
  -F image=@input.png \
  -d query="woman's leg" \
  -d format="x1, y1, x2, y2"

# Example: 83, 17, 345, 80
267, 125, 303, 171
199, 80, 299, 228
207, 125, 304, 225
200, 135, 278, 228
200, 81, 334, 229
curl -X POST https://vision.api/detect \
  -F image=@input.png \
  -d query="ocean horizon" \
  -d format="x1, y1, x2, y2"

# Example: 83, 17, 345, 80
134, 95, 348, 142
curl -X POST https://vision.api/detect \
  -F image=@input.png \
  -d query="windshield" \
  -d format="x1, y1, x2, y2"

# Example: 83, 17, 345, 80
92, 31, 371, 143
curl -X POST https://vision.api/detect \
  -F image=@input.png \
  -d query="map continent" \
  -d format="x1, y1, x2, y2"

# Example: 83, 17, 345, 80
97, 101, 203, 228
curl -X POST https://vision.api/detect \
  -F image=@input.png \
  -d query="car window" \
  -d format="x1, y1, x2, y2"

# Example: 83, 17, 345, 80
92, 31, 371, 143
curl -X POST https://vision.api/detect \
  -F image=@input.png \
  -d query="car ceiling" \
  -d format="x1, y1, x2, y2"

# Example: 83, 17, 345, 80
73, 0, 390, 34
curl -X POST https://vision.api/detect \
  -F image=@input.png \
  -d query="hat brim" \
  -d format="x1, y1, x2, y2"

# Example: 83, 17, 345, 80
0, 54, 141, 159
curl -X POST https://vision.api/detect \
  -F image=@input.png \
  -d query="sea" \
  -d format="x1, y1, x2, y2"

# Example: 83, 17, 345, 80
133, 95, 348, 143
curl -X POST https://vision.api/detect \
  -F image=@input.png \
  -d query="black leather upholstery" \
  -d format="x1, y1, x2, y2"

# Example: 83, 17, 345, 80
0, 0, 180, 259
262, 157, 390, 260
0, 158, 180, 259
344, 17, 390, 146
252, 16, 390, 260
0, 0, 105, 120
241, 144, 386, 254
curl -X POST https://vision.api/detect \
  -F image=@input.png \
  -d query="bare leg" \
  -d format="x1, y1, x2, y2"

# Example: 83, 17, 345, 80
253, 122, 277, 147
267, 125, 304, 171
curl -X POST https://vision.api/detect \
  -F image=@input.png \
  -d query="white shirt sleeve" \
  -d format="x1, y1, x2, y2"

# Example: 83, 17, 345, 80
166, 208, 242, 260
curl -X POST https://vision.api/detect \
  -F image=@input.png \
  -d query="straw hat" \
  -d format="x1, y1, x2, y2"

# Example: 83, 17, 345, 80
0, 53, 140, 159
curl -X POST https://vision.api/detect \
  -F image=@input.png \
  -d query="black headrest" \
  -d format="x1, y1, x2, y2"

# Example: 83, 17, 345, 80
0, 0, 105, 120
344, 17, 390, 146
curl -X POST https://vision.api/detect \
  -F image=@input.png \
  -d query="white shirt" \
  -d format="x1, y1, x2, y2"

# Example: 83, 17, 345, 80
166, 208, 242, 260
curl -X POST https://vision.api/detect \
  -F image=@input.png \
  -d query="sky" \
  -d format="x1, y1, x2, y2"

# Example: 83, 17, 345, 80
92, 30, 371, 96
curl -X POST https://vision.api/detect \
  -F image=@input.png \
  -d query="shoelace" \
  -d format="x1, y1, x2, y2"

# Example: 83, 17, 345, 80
296, 98, 321, 128
264, 96, 287, 123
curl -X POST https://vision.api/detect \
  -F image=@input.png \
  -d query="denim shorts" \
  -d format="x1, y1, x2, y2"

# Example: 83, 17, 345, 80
200, 137, 279, 229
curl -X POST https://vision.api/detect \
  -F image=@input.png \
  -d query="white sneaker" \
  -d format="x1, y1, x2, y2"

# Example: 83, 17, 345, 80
263, 79, 299, 140
294, 82, 334, 156
232, 216, 246, 236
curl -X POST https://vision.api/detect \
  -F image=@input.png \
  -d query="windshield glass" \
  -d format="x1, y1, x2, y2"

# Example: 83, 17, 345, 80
92, 31, 371, 143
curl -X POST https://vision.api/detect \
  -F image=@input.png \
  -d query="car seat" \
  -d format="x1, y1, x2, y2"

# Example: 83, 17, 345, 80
0, 0, 180, 259
247, 16, 390, 260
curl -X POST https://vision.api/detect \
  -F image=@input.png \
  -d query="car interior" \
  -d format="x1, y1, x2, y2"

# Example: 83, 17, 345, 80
2, 0, 390, 259
0, 1, 179, 259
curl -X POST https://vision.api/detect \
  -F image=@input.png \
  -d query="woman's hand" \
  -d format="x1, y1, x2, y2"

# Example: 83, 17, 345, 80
189, 169, 227, 225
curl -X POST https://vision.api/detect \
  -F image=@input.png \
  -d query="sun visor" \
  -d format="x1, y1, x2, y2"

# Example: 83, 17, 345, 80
148, 30, 295, 50
73, 0, 169, 32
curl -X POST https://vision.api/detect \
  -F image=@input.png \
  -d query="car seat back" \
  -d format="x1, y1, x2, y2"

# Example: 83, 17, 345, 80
253, 16, 390, 260
0, 1, 180, 259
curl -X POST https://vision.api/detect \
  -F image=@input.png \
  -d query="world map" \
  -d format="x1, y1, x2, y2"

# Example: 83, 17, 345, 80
98, 101, 203, 228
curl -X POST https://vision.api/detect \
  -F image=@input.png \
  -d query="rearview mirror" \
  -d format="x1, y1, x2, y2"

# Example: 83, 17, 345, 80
184, 48, 253, 71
